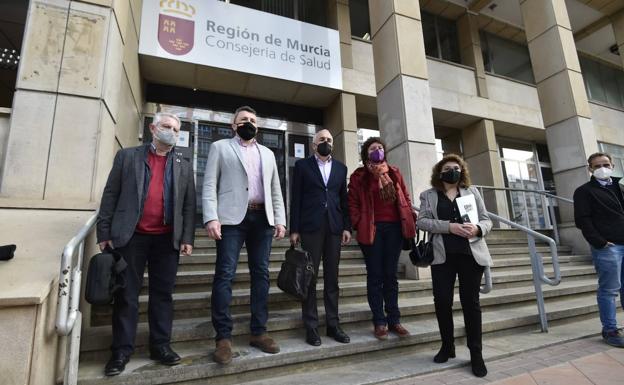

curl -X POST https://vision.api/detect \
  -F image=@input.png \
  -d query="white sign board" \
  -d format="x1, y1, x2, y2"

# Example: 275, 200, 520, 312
139, 0, 342, 89
294, 143, 305, 158
177, 130, 190, 148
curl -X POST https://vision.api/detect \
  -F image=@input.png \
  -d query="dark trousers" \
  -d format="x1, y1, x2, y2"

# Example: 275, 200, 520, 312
431, 252, 485, 352
300, 214, 342, 329
211, 210, 273, 341
359, 222, 403, 326
112, 232, 179, 355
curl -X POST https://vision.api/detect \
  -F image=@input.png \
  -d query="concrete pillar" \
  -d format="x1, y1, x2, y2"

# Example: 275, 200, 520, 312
520, 0, 598, 252
324, 93, 359, 174
368, 1, 438, 280
327, 0, 353, 68
611, 12, 624, 69
0, 0, 142, 206
368, 0, 437, 197
457, 11, 488, 97
462, 119, 509, 219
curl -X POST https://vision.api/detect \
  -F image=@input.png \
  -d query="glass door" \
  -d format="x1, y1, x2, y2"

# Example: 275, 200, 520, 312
499, 140, 550, 229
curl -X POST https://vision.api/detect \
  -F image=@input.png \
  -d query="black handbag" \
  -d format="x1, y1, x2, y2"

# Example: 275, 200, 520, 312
277, 245, 315, 301
408, 230, 434, 267
0, 244, 16, 261
85, 247, 128, 305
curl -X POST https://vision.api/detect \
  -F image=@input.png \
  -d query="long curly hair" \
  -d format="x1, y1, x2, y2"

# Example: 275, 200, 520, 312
430, 154, 472, 191
360, 137, 387, 164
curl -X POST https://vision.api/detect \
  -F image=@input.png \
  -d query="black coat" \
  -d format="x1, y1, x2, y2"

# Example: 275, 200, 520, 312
96, 145, 196, 250
573, 176, 624, 248
289, 156, 351, 235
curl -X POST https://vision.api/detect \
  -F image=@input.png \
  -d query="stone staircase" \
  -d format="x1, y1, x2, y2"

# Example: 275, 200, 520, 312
77, 229, 598, 385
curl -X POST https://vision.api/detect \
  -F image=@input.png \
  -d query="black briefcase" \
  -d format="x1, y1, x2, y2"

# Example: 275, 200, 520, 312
277, 245, 314, 300
84, 248, 128, 305
0, 244, 16, 261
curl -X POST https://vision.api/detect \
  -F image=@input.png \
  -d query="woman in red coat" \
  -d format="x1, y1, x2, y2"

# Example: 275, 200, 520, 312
348, 137, 416, 340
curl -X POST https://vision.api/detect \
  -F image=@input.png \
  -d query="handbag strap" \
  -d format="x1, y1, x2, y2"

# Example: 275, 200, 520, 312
104, 246, 128, 273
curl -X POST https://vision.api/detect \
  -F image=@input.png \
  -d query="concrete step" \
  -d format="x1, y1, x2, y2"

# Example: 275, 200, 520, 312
80, 277, 598, 358
89, 264, 596, 326
141, 262, 386, 294
76, 292, 598, 385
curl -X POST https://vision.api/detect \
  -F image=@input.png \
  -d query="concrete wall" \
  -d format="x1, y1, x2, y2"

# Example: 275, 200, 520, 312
591, 102, 624, 145
0, 0, 143, 205
0, 108, 10, 187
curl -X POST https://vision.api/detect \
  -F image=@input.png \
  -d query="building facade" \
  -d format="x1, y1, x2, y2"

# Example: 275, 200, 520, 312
1, 0, 624, 383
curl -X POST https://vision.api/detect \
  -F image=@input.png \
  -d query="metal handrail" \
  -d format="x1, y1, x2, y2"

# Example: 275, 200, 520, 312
56, 211, 98, 385
474, 185, 573, 245
412, 205, 493, 295
487, 211, 561, 332
473, 185, 574, 204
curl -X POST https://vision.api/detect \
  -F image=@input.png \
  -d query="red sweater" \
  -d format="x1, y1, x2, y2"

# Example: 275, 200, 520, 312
370, 177, 400, 222
136, 151, 173, 234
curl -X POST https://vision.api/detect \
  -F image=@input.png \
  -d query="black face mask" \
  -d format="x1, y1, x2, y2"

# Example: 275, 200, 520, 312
316, 142, 332, 157
440, 169, 461, 184
237, 122, 257, 141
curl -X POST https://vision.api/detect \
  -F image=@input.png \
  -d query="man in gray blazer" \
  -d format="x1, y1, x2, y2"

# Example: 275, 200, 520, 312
97, 112, 196, 376
203, 106, 286, 365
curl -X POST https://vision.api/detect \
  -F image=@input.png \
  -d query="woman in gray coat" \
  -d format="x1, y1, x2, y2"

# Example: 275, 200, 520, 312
417, 154, 492, 377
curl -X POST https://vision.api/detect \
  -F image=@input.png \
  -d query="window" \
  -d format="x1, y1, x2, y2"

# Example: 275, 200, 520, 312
225, 0, 327, 27
579, 55, 624, 109
599, 142, 624, 178
422, 12, 461, 64
481, 32, 535, 84
349, 0, 370, 40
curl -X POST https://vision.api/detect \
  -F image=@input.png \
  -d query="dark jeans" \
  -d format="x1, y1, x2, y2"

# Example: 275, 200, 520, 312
359, 222, 403, 326
300, 213, 342, 329
211, 210, 273, 341
112, 232, 179, 356
431, 252, 485, 352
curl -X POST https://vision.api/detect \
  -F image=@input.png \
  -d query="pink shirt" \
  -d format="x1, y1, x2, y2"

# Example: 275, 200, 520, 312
237, 135, 264, 204
315, 154, 332, 186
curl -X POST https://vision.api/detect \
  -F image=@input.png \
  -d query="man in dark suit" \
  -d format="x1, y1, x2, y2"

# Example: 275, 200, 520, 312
574, 152, 624, 348
97, 112, 196, 376
289, 129, 352, 346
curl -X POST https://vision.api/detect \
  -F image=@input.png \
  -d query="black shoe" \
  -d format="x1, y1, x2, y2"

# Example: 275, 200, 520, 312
306, 328, 321, 346
433, 344, 456, 363
470, 350, 487, 377
104, 352, 130, 376
327, 325, 350, 343
149, 345, 181, 366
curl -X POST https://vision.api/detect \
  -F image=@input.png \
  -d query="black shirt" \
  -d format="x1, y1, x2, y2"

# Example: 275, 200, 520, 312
437, 190, 472, 255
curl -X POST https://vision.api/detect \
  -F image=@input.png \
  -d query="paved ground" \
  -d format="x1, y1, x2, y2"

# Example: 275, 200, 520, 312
387, 336, 623, 385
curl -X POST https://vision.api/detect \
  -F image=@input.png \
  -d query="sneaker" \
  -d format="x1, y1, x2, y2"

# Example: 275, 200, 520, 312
602, 328, 624, 348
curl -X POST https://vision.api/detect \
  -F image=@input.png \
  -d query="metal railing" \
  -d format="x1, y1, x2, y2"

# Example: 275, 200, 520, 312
487, 211, 561, 332
56, 211, 98, 385
413, 202, 561, 332
474, 185, 574, 245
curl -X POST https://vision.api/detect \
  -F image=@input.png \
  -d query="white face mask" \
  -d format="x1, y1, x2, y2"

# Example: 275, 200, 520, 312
593, 167, 613, 180
155, 126, 178, 146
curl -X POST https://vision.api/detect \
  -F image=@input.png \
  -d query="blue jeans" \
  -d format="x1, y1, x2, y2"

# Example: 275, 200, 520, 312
359, 222, 403, 326
211, 210, 274, 341
591, 243, 624, 332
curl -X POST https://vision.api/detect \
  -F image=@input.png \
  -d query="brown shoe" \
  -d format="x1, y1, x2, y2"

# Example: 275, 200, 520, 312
213, 339, 232, 365
374, 325, 388, 340
249, 334, 280, 354
389, 323, 410, 338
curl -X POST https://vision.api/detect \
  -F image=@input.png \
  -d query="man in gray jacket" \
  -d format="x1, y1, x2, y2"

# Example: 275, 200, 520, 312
97, 112, 196, 376
203, 105, 286, 365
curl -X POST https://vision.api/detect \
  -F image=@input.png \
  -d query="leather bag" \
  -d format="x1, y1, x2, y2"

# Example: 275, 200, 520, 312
408, 230, 434, 267
277, 245, 314, 300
